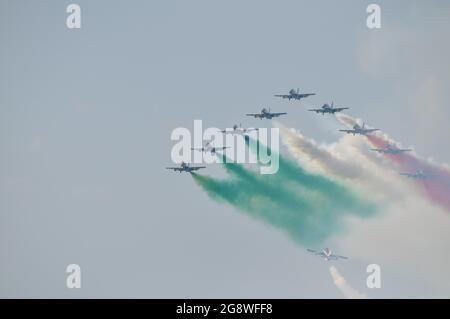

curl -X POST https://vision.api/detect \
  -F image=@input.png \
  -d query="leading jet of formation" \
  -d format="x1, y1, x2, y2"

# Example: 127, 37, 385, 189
307, 248, 348, 261
339, 123, 379, 136
246, 108, 287, 120
221, 124, 258, 135
399, 170, 436, 180
166, 162, 206, 173
191, 142, 229, 155
370, 143, 412, 154
274, 88, 315, 101
308, 102, 349, 115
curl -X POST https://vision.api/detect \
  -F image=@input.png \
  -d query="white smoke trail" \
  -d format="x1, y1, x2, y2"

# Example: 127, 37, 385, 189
275, 121, 414, 202
275, 120, 450, 296
335, 113, 450, 212
335, 113, 407, 148
329, 266, 367, 299
332, 196, 450, 297
335, 113, 450, 172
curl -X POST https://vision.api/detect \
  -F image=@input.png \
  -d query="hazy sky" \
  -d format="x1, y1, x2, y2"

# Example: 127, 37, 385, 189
1, 0, 450, 298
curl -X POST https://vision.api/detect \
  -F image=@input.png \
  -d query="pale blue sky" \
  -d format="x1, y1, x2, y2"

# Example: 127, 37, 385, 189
1, 0, 450, 297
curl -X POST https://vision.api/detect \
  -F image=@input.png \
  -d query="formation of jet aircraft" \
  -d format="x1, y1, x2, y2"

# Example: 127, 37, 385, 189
166, 88, 432, 256
274, 88, 315, 101
166, 162, 206, 173
307, 248, 348, 261
164, 86, 441, 264
370, 143, 412, 154
191, 142, 229, 155
246, 108, 287, 120
339, 123, 379, 136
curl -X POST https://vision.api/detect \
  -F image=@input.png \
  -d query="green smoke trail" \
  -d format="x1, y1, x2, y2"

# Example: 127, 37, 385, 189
191, 142, 377, 246
192, 172, 339, 245
220, 162, 318, 219
245, 136, 374, 215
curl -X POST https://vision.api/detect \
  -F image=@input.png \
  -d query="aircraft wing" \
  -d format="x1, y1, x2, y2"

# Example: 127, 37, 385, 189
190, 166, 206, 171
307, 249, 321, 255
166, 167, 181, 172
271, 112, 287, 117
369, 148, 382, 153
339, 129, 354, 133
332, 254, 348, 260
335, 107, 349, 112
299, 93, 315, 98
308, 109, 324, 114
365, 129, 380, 133
246, 113, 262, 118
400, 172, 436, 179
399, 172, 413, 177
274, 94, 289, 99
221, 129, 239, 134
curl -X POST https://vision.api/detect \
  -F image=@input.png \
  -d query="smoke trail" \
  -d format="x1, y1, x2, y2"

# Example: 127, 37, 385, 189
366, 134, 450, 211
276, 113, 450, 294
329, 266, 367, 299
192, 172, 335, 245
192, 150, 377, 246
336, 113, 450, 211
275, 122, 362, 179
243, 136, 373, 212
336, 113, 358, 129
275, 121, 409, 202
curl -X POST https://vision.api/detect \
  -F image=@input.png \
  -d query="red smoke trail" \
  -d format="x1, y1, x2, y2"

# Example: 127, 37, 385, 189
422, 175, 450, 211
367, 134, 450, 211
367, 135, 420, 171
336, 113, 450, 211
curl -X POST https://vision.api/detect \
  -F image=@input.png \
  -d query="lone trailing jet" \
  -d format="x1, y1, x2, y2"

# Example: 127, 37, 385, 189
400, 170, 436, 180
370, 143, 412, 154
308, 102, 349, 115
339, 123, 379, 136
307, 248, 348, 261
220, 124, 258, 135
246, 108, 287, 120
191, 142, 229, 155
166, 162, 206, 173
274, 88, 315, 101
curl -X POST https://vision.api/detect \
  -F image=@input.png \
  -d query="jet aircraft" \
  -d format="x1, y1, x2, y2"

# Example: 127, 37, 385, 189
307, 248, 348, 261
399, 170, 436, 180
191, 142, 229, 155
370, 143, 412, 154
339, 123, 379, 136
308, 102, 349, 115
221, 124, 258, 135
274, 88, 315, 101
166, 162, 206, 173
246, 108, 287, 120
